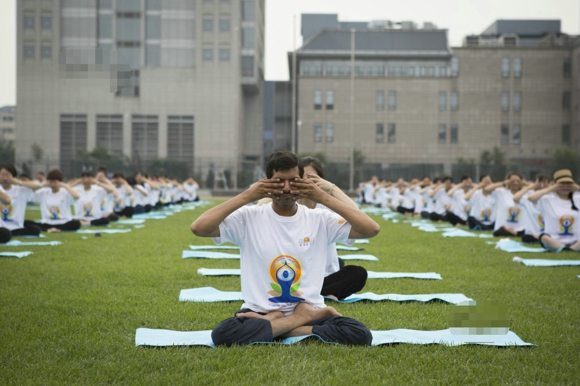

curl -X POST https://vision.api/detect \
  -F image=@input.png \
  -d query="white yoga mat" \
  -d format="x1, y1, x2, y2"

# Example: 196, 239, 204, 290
512, 257, 580, 267
338, 254, 379, 261
442, 229, 494, 238
494, 239, 547, 253
3, 240, 61, 246
21, 234, 46, 238
336, 245, 364, 251
198, 268, 240, 276
117, 219, 146, 225
0, 251, 33, 258
133, 213, 168, 220
179, 287, 471, 304
367, 271, 442, 280
77, 229, 132, 234
135, 328, 532, 347
182, 250, 240, 259
189, 245, 239, 251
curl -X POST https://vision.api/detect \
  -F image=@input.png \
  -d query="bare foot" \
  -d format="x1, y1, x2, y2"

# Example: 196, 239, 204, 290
236, 310, 284, 321
47, 227, 61, 233
325, 294, 339, 301
294, 302, 342, 320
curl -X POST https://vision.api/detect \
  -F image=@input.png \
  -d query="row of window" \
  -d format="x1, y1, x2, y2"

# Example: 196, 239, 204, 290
96, 0, 231, 11
23, 14, 52, 30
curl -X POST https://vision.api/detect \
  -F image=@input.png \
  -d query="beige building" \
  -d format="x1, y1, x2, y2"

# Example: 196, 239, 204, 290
0, 106, 16, 142
16, 0, 265, 185
291, 17, 578, 179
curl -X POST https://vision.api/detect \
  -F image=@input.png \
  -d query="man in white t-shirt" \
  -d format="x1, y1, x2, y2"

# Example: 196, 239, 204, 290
33, 169, 81, 232
71, 171, 119, 226
465, 175, 496, 230
191, 151, 380, 346
428, 177, 454, 222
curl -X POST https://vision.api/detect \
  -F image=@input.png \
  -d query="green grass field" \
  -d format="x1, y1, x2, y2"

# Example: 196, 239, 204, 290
1, 201, 579, 385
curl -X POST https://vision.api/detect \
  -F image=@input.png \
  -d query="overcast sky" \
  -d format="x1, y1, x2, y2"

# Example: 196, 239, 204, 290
0, 0, 577, 107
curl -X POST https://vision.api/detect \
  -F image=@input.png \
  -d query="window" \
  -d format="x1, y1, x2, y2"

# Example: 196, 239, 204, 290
132, 115, 158, 162
23, 44, 35, 59
242, 0, 256, 21
501, 57, 510, 77
241, 55, 254, 76
513, 92, 522, 111
450, 57, 459, 77
117, 15, 142, 42
376, 90, 384, 111
501, 92, 510, 111
219, 19, 230, 32
501, 124, 509, 145
440, 66, 448, 77
450, 91, 458, 111
450, 124, 458, 144
563, 57, 572, 78
512, 124, 521, 145
202, 48, 213, 61
116, 70, 140, 97
242, 27, 255, 49
562, 125, 571, 145
563, 92, 571, 111
145, 0, 160, 10
117, 0, 141, 12
203, 19, 214, 32
438, 91, 447, 111
376, 123, 384, 143
41, 45, 52, 59
96, 115, 123, 157
99, 14, 113, 39
314, 123, 322, 142
60, 114, 87, 177
314, 90, 322, 110
387, 123, 396, 143
24, 15, 35, 30
388, 90, 396, 111
99, 0, 113, 9
41, 15, 52, 29
146, 15, 160, 39
167, 116, 194, 163
146, 44, 160, 66
325, 90, 334, 110
219, 48, 230, 61
513, 58, 522, 78
325, 123, 334, 143
438, 124, 446, 144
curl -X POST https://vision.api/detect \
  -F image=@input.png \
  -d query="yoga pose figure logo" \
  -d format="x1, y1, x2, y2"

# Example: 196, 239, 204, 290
481, 209, 492, 222
49, 206, 61, 220
0, 204, 13, 221
463, 205, 472, 217
268, 255, 304, 303
83, 203, 93, 217
559, 216, 574, 236
537, 214, 545, 232
506, 207, 520, 223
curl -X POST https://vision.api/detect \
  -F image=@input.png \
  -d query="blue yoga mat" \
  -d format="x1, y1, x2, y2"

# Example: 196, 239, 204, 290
179, 287, 471, 304
182, 250, 240, 259
337, 254, 379, 261
367, 271, 442, 280
512, 257, 580, 267
77, 229, 132, 234
442, 229, 493, 238
117, 219, 146, 225
135, 328, 533, 347
336, 245, 364, 251
493, 239, 547, 253
3, 240, 61, 246
189, 245, 239, 251
0, 251, 33, 258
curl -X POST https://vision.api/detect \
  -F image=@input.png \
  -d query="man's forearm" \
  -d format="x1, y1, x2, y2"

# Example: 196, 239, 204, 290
318, 194, 379, 238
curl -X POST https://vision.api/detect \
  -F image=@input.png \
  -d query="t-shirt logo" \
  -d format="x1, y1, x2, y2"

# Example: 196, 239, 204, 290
299, 236, 314, 246
101, 198, 106, 211
114, 198, 122, 209
464, 205, 472, 217
537, 214, 545, 232
83, 203, 93, 217
481, 209, 492, 221
423, 200, 427, 208
0, 204, 13, 221
268, 255, 304, 304
506, 206, 520, 223
559, 216, 574, 236
444, 204, 452, 214
49, 206, 61, 220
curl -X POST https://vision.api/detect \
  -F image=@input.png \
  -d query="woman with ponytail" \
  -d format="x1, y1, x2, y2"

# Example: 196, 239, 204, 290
528, 169, 580, 251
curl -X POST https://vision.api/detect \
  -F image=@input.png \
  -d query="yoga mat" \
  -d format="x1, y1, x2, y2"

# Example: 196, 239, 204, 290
117, 219, 146, 225
494, 239, 547, 253
179, 287, 471, 304
512, 257, 580, 267
367, 271, 442, 280
77, 229, 132, 234
198, 268, 240, 276
337, 254, 379, 261
182, 250, 240, 259
442, 229, 494, 238
133, 213, 168, 220
135, 328, 532, 347
3, 240, 61, 246
0, 251, 33, 258
329, 292, 472, 305
189, 245, 239, 251
21, 234, 46, 238
418, 224, 441, 232
336, 246, 363, 251
354, 239, 370, 244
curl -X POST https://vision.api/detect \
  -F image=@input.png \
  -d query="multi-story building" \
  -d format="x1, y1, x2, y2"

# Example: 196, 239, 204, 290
16, 0, 265, 186
263, 80, 291, 156
290, 15, 578, 179
0, 106, 16, 142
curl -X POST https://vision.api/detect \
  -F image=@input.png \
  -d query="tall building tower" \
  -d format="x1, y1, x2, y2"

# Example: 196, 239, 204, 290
16, 0, 265, 186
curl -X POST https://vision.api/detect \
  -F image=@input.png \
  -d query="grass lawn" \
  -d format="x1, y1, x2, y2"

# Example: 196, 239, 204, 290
1, 201, 579, 385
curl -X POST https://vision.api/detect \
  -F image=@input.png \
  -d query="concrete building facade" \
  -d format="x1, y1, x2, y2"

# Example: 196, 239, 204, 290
0, 106, 16, 142
16, 0, 265, 184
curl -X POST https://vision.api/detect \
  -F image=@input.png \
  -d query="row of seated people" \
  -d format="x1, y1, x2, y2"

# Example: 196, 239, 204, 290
357, 169, 580, 250
0, 163, 200, 242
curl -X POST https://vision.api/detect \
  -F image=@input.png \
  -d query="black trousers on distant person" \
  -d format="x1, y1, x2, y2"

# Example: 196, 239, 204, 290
447, 212, 467, 226
114, 207, 134, 218
0, 227, 11, 243
321, 259, 367, 301
36, 220, 81, 232
13, 220, 42, 236
467, 216, 494, 231
429, 212, 448, 222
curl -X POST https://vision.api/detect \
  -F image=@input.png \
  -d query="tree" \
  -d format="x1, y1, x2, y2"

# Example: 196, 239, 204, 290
297, 151, 328, 166
0, 141, 15, 163
353, 148, 365, 169
552, 148, 580, 176
480, 150, 493, 165
31, 143, 43, 162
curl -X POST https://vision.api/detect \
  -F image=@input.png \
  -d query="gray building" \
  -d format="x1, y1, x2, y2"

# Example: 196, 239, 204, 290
287, 15, 578, 180
16, 0, 265, 186
0, 106, 16, 143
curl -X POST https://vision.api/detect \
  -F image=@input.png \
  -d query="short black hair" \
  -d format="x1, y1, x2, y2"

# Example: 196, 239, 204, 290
81, 171, 93, 178
0, 163, 17, 177
47, 169, 64, 181
479, 174, 491, 182
97, 166, 107, 174
460, 174, 471, 182
442, 176, 453, 183
112, 171, 125, 179
299, 157, 324, 178
265, 151, 303, 179
537, 175, 549, 183
507, 172, 523, 180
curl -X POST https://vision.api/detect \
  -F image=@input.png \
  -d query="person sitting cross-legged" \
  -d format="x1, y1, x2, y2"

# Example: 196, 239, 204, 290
191, 151, 380, 347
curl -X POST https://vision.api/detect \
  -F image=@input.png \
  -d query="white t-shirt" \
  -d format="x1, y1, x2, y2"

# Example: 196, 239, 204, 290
73, 185, 107, 220
213, 202, 353, 315
422, 189, 435, 213
433, 189, 452, 215
101, 192, 114, 214
183, 183, 198, 201
0, 185, 33, 230
468, 189, 496, 225
537, 192, 580, 244
362, 183, 375, 204
33, 187, 76, 225
113, 184, 129, 211
374, 187, 387, 207
127, 186, 148, 207
452, 190, 472, 221
519, 191, 544, 237
492, 188, 524, 232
